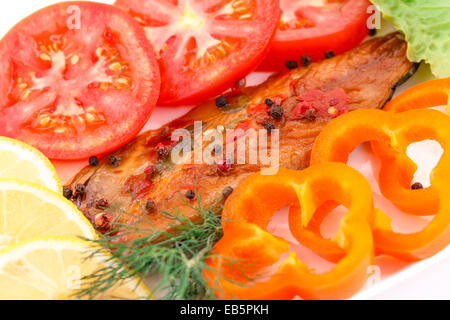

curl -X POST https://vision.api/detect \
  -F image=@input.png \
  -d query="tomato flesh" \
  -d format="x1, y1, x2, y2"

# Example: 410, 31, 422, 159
259, 0, 372, 70
115, 0, 280, 106
0, 2, 160, 160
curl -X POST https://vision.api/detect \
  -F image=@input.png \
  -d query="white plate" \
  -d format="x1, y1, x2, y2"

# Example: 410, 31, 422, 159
1, 0, 448, 300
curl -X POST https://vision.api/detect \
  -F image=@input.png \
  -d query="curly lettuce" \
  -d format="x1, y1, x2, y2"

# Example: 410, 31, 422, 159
371, 0, 450, 78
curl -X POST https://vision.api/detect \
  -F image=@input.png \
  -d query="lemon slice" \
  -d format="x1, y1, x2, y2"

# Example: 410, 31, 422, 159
0, 137, 61, 193
0, 237, 150, 300
0, 180, 96, 249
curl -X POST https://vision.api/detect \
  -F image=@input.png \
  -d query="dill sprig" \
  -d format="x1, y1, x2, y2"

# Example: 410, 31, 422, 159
77, 192, 231, 300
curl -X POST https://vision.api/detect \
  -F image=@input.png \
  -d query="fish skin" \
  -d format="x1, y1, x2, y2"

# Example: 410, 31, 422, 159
67, 33, 417, 242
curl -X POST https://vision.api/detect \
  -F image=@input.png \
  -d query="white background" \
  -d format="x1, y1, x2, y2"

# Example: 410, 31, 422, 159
1, 0, 449, 300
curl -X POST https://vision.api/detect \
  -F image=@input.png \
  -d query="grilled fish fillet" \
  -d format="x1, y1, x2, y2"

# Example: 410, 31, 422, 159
67, 33, 417, 242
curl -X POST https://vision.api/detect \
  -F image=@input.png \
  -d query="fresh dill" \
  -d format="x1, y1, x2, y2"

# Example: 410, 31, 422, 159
77, 192, 230, 300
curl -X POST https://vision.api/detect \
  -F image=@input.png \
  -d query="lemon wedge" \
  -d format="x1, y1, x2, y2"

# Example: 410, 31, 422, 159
0, 237, 150, 300
0, 180, 96, 249
0, 137, 61, 193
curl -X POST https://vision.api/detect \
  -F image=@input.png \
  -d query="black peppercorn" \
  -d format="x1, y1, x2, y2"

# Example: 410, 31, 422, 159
215, 96, 228, 108
145, 199, 157, 213
324, 51, 335, 59
411, 182, 424, 190
108, 155, 121, 167
222, 186, 234, 199
96, 199, 109, 210
304, 109, 317, 121
264, 121, 276, 132
270, 104, 284, 120
89, 156, 99, 167
75, 184, 86, 196
264, 98, 274, 107
285, 60, 298, 70
369, 28, 377, 36
301, 55, 311, 66
157, 145, 170, 160
63, 187, 73, 199
185, 190, 196, 200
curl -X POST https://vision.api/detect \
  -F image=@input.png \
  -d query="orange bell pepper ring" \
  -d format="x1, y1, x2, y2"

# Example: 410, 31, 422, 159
204, 163, 375, 300
311, 108, 450, 260
371, 78, 450, 215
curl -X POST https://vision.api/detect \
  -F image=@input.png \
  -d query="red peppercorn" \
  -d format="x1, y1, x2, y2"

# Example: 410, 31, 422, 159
94, 213, 110, 230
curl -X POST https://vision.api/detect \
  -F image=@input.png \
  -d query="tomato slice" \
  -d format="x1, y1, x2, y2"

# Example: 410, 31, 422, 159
0, 2, 160, 160
115, 0, 280, 106
259, 0, 372, 71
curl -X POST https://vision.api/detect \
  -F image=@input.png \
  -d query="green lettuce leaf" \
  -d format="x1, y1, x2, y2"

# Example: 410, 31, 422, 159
371, 0, 450, 78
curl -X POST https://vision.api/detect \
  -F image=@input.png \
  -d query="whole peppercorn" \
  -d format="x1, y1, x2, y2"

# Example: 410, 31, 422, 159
75, 184, 86, 196
369, 28, 377, 36
270, 104, 284, 120
324, 51, 335, 59
222, 186, 234, 199
215, 95, 228, 108
94, 213, 110, 230
96, 198, 109, 210
285, 60, 298, 70
185, 190, 196, 200
145, 199, 157, 213
156, 144, 170, 160
264, 98, 274, 107
108, 155, 121, 167
304, 109, 317, 121
89, 156, 99, 167
264, 121, 276, 132
411, 182, 424, 190
63, 187, 73, 200
301, 55, 311, 66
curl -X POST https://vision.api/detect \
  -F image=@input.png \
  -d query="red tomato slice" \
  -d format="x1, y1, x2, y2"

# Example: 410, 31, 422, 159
259, 0, 372, 70
115, 0, 280, 106
0, 2, 160, 160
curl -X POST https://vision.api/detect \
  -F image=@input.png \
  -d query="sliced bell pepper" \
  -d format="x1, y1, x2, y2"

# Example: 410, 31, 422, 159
311, 108, 450, 260
204, 163, 375, 300
371, 78, 450, 215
